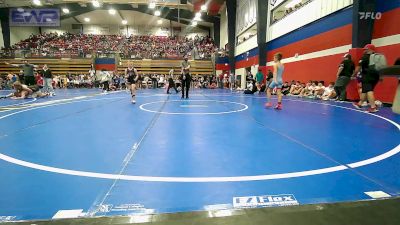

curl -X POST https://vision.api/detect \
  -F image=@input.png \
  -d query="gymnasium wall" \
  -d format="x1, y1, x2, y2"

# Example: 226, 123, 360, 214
219, 5, 228, 48
10, 26, 39, 46
265, 0, 399, 103
267, 0, 353, 42
42, 23, 73, 35
228, 0, 399, 103
370, 0, 400, 103
216, 4, 229, 76
265, 7, 353, 84
0, 21, 4, 48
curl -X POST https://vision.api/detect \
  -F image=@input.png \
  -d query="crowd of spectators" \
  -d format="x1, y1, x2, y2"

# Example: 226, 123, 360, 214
239, 70, 338, 101
272, 0, 311, 24
121, 35, 215, 59
3, 33, 216, 59
0, 69, 219, 92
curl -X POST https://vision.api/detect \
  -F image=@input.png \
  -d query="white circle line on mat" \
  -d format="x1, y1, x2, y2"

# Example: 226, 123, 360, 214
0, 98, 37, 108
0, 96, 398, 182
139, 100, 249, 115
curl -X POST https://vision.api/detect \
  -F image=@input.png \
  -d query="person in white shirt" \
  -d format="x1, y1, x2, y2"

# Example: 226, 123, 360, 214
322, 82, 336, 101
313, 82, 325, 98
100, 69, 111, 93
159, 75, 165, 88
89, 64, 96, 86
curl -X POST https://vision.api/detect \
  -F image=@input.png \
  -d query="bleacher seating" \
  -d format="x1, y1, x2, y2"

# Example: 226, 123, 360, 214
118, 59, 213, 76
0, 58, 93, 75
0, 58, 213, 76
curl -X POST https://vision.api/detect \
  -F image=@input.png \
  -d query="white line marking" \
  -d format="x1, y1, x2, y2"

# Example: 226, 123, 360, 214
0, 98, 37, 108
140, 100, 248, 115
364, 191, 391, 199
0, 95, 398, 182
180, 105, 208, 108
52, 209, 83, 219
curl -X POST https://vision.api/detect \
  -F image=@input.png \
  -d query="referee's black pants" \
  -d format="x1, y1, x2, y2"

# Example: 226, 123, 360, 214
24, 76, 36, 86
181, 78, 191, 98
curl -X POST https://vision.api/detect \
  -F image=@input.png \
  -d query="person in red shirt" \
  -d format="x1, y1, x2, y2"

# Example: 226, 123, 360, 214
35, 73, 43, 88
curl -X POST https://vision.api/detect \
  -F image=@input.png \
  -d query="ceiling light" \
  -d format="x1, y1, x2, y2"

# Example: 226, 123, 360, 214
84, 17, 90, 22
192, 21, 198, 26
33, 0, 41, 6
149, 2, 156, 9
201, 5, 207, 11
157, 19, 162, 25
195, 12, 201, 17
92, 0, 100, 8
62, 8, 69, 14
108, 8, 116, 15
154, 10, 161, 16
122, 20, 127, 25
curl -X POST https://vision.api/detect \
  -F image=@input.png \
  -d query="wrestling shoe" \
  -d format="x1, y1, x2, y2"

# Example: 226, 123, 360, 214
265, 102, 272, 108
352, 102, 362, 109
367, 107, 379, 113
274, 104, 282, 110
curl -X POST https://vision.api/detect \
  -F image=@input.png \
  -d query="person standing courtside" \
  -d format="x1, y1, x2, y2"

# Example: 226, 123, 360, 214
265, 53, 285, 110
89, 64, 96, 87
334, 54, 355, 101
125, 63, 139, 104
5, 60, 38, 85
41, 64, 55, 96
352, 44, 386, 113
181, 56, 191, 99
255, 68, 264, 93
167, 68, 178, 94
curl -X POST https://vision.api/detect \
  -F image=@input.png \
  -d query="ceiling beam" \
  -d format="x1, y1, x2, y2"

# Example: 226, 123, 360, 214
72, 16, 81, 23
117, 10, 125, 20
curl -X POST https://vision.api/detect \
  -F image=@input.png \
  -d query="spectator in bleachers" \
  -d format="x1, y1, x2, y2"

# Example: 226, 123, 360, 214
9, 33, 216, 60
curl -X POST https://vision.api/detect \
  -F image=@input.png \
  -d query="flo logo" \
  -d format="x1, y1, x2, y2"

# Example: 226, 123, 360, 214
0, 216, 16, 222
233, 194, 299, 208
359, 12, 382, 20
96, 204, 113, 213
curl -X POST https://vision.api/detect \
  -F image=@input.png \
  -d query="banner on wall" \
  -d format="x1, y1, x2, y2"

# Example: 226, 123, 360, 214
9, 8, 60, 27
95, 58, 116, 71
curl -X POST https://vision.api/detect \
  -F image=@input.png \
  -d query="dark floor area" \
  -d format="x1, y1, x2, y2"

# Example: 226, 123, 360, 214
5, 197, 400, 225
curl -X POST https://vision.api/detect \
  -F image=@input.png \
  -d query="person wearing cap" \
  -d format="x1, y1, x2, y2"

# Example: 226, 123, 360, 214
352, 44, 381, 113
334, 53, 355, 101
181, 56, 191, 99
4, 60, 38, 86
